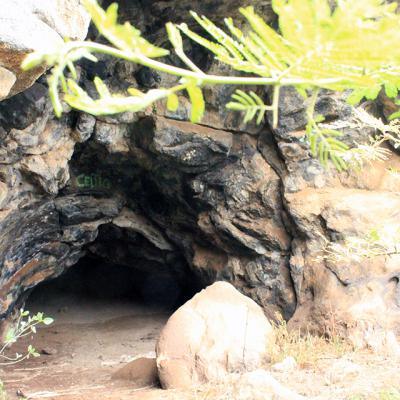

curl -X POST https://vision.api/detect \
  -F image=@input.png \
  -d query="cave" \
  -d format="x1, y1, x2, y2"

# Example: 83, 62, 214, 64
26, 251, 201, 318
5, 236, 205, 392
21, 203, 206, 352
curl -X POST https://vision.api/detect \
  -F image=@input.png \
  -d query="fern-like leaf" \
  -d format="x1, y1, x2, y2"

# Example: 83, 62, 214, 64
181, 1, 400, 101
65, 79, 174, 116
226, 90, 270, 125
306, 122, 350, 170
82, 0, 168, 58
186, 81, 205, 123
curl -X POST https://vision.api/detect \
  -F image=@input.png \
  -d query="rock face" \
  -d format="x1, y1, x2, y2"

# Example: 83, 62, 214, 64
156, 281, 275, 388
0, 0, 90, 100
0, 0, 399, 350
270, 88, 400, 341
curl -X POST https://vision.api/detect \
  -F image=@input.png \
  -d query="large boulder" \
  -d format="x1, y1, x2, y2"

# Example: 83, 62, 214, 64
0, 0, 90, 100
156, 281, 275, 389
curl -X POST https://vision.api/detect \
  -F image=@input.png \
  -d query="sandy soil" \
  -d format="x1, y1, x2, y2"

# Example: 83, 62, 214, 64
1, 293, 169, 400
271, 352, 400, 400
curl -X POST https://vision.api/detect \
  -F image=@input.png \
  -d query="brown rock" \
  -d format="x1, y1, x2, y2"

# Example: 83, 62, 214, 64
286, 187, 400, 341
156, 281, 275, 389
112, 357, 159, 388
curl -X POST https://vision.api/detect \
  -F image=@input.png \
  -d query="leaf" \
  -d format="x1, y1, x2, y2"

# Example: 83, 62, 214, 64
314, 114, 325, 123
94, 77, 111, 98
35, 312, 44, 321
389, 111, 400, 121
307, 124, 349, 170
226, 90, 270, 125
384, 82, 398, 98
369, 228, 381, 242
185, 0, 400, 96
27, 345, 40, 358
65, 82, 173, 116
166, 23, 183, 51
167, 93, 179, 112
5, 328, 16, 344
21, 52, 46, 70
22, 0, 400, 150
178, 23, 231, 62
127, 88, 145, 97
82, 0, 169, 58
186, 83, 205, 123
42, 317, 54, 326
331, 152, 348, 171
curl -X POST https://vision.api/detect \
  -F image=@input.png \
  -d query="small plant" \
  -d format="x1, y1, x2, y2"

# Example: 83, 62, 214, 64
0, 309, 53, 366
323, 225, 400, 264
0, 309, 53, 399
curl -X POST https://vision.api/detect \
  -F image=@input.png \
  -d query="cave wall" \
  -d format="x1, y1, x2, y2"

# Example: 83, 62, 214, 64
1, 0, 400, 344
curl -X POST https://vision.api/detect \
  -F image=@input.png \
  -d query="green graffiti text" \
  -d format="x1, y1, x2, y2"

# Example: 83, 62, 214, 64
76, 174, 112, 190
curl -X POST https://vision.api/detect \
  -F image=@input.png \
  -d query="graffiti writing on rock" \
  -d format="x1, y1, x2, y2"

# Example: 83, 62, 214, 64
76, 174, 112, 190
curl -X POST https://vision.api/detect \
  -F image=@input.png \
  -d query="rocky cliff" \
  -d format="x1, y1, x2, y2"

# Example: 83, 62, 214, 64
0, 0, 399, 347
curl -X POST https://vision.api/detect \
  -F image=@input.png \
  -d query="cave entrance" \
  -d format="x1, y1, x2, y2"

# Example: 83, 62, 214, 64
24, 251, 202, 356
5, 251, 204, 395
27, 253, 193, 318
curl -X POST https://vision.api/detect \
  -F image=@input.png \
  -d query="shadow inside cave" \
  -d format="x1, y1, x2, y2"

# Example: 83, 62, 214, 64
25, 254, 200, 324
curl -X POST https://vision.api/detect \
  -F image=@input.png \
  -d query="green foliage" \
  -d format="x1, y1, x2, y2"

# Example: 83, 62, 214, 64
185, 82, 206, 123
85, 0, 169, 58
226, 90, 272, 125
306, 120, 349, 171
0, 309, 53, 366
0, 310, 53, 400
21, 0, 400, 169
180, 0, 400, 95
305, 90, 349, 170
65, 77, 177, 116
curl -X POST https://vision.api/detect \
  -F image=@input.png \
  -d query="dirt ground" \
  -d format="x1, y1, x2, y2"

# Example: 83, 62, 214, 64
1, 292, 169, 400
1, 292, 400, 400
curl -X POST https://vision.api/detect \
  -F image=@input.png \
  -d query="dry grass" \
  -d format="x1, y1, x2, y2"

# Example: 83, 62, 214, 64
348, 388, 400, 400
269, 314, 353, 367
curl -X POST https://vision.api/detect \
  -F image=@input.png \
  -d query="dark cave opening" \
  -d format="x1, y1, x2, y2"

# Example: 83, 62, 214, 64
5, 248, 206, 388
25, 251, 203, 322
